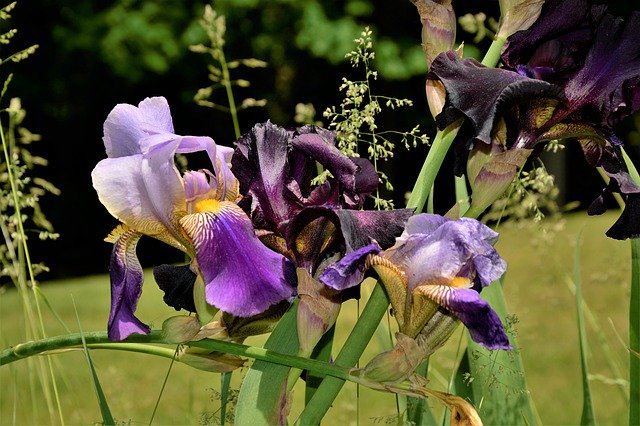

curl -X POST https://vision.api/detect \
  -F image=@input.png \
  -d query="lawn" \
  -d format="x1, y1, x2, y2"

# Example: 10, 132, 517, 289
0, 211, 631, 425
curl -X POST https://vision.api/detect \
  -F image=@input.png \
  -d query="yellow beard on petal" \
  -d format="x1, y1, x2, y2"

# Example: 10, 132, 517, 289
194, 199, 224, 214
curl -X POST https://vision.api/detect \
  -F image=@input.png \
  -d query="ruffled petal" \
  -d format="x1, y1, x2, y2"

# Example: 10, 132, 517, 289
106, 225, 150, 340
102, 97, 174, 158
179, 201, 297, 317
153, 264, 197, 312
92, 155, 174, 236
416, 284, 511, 350
427, 51, 562, 146
385, 215, 506, 291
319, 242, 382, 290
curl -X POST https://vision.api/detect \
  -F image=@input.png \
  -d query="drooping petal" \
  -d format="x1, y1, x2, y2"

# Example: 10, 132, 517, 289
416, 284, 511, 349
427, 51, 562, 146
106, 225, 150, 341
563, 11, 640, 128
319, 242, 382, 291
153, 264, 197, 312
179, 201, 297, 317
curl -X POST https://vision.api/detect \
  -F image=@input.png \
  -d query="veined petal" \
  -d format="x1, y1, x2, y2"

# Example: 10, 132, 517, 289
319, 242, 382, 291
103, 97, 174, 158
92, 155, 173, 236
416, 284, 511, 350
106, 225, 150, 341
180, 201, 297, 317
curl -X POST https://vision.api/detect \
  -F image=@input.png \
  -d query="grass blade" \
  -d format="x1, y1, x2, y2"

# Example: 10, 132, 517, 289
72, 298, 115, 425
573, 232, 596, 425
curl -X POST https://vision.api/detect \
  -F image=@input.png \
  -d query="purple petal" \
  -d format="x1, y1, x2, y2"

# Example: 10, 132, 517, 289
319, 242, 382, 291
292, 131, 377, 208
179, 201, 297, 317
102, 97, 174, 158
427, 51, 562, 146
231, 121, 378, 231
502, 0, 601, 85
563, 11, 640, 127
418, 285, 511, 350
386, 214, 506, 292
107, 226, 150, 341
232, 121, 299, 229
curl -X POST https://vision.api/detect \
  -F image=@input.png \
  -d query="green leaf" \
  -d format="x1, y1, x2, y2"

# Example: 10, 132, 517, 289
573, 232, 596, 425
305, 325, 335, 404
463, 281, 540, 425
296, 283, 390, 425
234, 300, 299, 425
630, 239, 640, 426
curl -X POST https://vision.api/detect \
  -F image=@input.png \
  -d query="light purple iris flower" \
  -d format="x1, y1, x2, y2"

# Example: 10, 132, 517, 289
320, 214, 510, 350
92, 97, 296, 340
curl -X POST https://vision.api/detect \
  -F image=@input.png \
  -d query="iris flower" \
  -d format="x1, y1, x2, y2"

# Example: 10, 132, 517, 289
92, 97, 296, 340
320, 214, 510, 352
427, 0, 640, 238
231, 121, 413, 272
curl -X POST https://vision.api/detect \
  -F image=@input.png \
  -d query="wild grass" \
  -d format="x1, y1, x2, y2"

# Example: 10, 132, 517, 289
0, 211, 630, 425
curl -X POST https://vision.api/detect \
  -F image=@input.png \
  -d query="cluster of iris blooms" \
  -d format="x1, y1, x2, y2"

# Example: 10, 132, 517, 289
92, 0, 639, 384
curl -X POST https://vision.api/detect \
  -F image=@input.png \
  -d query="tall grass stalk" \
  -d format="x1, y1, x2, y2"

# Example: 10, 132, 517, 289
1, 116, 64, 424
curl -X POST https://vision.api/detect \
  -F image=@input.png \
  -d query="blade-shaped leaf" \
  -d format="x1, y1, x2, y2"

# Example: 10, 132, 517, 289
573, 232, 596, 425
234, 301, 299, 425
463, 280, 539, 425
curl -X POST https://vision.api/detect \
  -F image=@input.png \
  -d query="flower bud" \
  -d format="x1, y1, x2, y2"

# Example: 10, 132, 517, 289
178, 347, 245, 373
297, 268, 341, 356
468, 147, 532, 215
413, 0, 456, 67
358, 333, 426, 383
497, 0, 545, 39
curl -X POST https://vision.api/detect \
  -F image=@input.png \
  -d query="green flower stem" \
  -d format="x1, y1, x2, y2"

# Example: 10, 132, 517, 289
406, 120, 461, 212
481, 35, 507, 67
296, 283, 390, 425
0, 331, 351, 382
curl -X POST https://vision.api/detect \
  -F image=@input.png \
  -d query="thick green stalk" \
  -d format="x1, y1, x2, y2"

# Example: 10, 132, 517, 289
481, 36, 507, 67
406, 121, 460, 211
0, 331, 354, 382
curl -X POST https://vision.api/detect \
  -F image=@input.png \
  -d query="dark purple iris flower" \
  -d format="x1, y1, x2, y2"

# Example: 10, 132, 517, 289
320, 214, 510, 351
231, 121, 413, 274
92, 97, 296, 340
427, 0, 640, 239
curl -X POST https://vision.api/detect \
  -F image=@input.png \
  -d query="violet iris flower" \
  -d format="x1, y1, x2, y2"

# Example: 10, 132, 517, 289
92, 97, 296, 340
427, 0, 640, 239
320, 214, 510, 351
231, 121, 413, 275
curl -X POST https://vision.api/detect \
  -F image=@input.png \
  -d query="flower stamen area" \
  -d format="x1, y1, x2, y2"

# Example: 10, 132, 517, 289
194, 199, 224, 214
